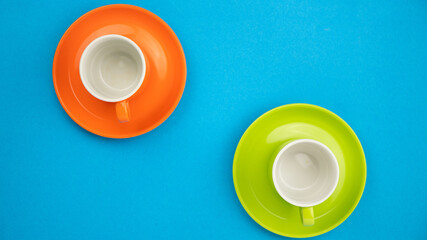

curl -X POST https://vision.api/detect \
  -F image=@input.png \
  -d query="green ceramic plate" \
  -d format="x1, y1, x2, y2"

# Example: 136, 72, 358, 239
233, 104, 366, 238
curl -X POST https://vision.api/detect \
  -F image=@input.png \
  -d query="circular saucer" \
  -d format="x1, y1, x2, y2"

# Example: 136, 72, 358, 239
233, 104, 366, 238
53, 4, 186, 138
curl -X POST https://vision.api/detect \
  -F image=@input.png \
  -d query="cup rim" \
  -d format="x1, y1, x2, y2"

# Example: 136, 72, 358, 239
272, 139, 340, 207
79, 34, 146, 102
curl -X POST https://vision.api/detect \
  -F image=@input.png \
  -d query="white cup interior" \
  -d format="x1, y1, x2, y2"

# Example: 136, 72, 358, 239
79, 34, 146, 102
272, 139, 339, 207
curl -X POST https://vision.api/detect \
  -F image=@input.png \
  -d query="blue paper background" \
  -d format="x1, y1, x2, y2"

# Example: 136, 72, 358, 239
0, 0, 426, 239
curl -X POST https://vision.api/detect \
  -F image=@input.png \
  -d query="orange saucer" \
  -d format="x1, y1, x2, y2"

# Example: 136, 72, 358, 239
53, 4, 186, 138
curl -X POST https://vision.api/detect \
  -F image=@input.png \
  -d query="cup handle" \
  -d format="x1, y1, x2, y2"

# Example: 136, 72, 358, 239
115, 100, 130, 123
300, 207, 314, 226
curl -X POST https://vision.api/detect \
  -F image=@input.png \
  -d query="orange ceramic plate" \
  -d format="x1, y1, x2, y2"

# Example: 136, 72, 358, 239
53, 4, 186, 138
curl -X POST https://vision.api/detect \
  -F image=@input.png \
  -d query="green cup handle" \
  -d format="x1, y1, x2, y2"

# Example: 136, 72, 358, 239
300, 207, 314, 226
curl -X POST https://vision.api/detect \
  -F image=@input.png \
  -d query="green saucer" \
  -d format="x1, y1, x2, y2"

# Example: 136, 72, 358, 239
233, 104, 366, 238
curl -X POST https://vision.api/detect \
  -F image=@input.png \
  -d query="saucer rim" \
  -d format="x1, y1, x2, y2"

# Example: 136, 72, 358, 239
232, 103, 367, 238
52, 4, 186, 138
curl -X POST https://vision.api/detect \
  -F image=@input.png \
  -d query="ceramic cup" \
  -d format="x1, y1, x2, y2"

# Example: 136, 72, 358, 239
272, 139, 339, 226
79, 34, 146, 122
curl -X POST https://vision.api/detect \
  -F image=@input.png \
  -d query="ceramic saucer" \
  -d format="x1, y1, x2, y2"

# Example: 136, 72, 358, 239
53, 4, 186, 138
233, 104, 366, 238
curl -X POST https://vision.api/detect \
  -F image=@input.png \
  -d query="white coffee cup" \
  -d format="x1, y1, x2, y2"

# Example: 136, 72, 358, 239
272, 139, 339, 226
79, 34, 146, 122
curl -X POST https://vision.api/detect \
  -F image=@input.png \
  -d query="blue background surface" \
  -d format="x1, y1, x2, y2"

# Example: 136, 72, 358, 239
0, 0, 426, 239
